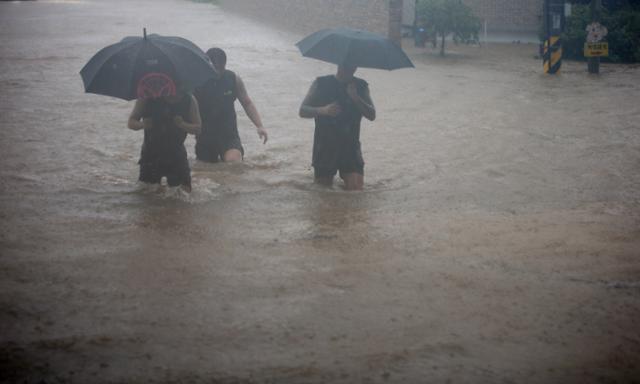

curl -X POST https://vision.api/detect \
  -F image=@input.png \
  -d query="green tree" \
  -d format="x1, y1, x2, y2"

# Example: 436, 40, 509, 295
416, 0, 481, 56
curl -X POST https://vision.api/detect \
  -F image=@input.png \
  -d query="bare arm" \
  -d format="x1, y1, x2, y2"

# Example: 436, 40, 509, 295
299, 80, 340, 119
236, 75, 267, 143
127, 99, 150, 131
174, 95, 202, 135
347, 83, 376, 121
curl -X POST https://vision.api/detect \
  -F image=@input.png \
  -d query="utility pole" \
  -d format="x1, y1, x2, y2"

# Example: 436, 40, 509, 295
543, 0, 565, 74
588, 0, 602, 74
389, 0, 404, 46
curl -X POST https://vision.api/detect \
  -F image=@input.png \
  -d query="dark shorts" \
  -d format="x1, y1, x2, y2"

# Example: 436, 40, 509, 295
139, 157, 191, 188
195, 136, 244, 163
313, 143, 364, 179
314, 159, 364, 179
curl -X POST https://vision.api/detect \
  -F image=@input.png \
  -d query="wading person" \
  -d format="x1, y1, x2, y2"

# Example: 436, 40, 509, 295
299, 65, 376, 191
128, 92, 202, 192
194, 48, 268, 163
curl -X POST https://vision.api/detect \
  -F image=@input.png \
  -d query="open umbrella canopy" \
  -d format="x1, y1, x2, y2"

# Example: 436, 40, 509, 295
296, 27, 414, 70
80, 30, 216, 100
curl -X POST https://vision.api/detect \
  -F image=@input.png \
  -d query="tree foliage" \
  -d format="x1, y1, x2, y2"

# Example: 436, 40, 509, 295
568, 0, 640, 11
416, 0, 481, 56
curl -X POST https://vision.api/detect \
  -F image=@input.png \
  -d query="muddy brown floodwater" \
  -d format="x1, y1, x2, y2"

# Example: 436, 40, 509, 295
1, 0, 640, 383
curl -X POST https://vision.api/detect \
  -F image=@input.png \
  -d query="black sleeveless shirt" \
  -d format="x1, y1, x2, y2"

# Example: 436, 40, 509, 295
311, 75, 368, 168
139, 95, 191, 163
194, 70, 239, 141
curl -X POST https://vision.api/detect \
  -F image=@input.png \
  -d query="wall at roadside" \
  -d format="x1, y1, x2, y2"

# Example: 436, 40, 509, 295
219, 0, 390, 36
220, 0, 544, 36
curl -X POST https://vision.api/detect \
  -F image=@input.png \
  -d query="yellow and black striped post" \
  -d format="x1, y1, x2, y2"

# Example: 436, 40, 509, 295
544, 35, 562, 74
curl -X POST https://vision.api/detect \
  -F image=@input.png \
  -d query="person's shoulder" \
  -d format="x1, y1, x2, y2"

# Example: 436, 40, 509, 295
135, 98, 149, 106
224, 69, 237, 80
140, 97, 155, 108
180, 93, 194, 107
353, 76, 368, 87
315, 74, 335, 87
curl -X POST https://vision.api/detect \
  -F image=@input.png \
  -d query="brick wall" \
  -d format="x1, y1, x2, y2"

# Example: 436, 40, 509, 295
219, 0, 390, 36
463, 0, 544, 32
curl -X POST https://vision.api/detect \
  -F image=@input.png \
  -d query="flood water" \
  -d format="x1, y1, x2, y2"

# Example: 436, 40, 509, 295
1, 0, 640, 383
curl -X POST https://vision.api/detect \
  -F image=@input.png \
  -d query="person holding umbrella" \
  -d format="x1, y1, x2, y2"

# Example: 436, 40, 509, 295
296, 28, 413, 190
80, 30, 217, 192
299, 65, 375, 190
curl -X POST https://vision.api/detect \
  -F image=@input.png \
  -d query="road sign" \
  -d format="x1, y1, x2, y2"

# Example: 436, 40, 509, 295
547, 0, 565, 35
565, 3, 572, 17
585, 42, 609, 57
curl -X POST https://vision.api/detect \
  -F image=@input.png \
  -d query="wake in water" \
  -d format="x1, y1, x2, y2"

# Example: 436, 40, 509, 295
133, 178, 221, 204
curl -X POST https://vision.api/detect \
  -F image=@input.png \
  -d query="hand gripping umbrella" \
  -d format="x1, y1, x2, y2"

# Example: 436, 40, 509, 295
296, 27, 414, 70
80, 29, 216, 100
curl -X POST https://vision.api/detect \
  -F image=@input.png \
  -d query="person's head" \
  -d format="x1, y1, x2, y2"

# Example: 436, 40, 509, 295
336, 65, 357, 82
206, 47, 227, 74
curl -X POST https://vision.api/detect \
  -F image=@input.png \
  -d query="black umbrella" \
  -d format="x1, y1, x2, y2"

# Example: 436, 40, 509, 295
296, 27, 414, 70
80, 29, 216, 100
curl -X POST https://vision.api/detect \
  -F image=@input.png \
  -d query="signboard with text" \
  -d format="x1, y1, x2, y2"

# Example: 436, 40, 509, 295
585, 22, 609, 58
585, 42, 609, 57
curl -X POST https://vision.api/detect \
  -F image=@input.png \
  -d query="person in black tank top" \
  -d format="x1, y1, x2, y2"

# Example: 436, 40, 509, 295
128, 93, 202, 192
299, 65, 376, 191
194, 48, 268, 163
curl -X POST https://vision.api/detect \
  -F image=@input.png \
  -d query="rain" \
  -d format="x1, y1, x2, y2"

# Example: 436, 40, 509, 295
1, 0, 639, 382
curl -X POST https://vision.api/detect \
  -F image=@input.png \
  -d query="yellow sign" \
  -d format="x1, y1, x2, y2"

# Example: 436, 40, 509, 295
585, 42, 609, 57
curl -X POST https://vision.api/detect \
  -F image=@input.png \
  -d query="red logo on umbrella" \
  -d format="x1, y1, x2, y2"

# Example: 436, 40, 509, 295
136, 72, 176, 99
